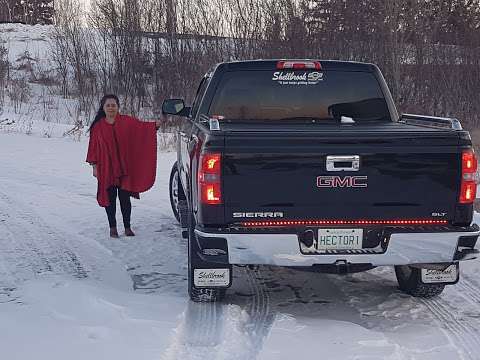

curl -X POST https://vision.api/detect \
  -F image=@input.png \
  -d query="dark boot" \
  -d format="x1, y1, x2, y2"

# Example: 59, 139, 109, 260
125, 227, 135, 237
110, 227, 119, 238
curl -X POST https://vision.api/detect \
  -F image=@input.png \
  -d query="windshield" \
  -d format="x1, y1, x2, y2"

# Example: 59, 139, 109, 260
208, 70, 391, 122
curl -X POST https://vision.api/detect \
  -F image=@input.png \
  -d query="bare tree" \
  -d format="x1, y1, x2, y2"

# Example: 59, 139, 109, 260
49, 0, 480, 137
0, 44, 9, 110
0, 0, 53, 24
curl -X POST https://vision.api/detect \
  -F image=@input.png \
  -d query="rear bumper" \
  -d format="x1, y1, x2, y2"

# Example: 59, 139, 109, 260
194, 224, 480, 267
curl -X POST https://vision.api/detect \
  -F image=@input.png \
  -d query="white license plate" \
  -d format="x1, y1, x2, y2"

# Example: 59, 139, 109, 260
194, 269, 230, 287
421, 265, 458, 284
317, 228, 363, 251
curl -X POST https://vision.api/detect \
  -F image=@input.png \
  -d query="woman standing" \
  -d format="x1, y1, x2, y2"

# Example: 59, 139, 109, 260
86, 94, 161, 238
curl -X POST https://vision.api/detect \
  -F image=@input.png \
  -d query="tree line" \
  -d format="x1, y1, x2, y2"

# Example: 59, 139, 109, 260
49, 0, 480, 131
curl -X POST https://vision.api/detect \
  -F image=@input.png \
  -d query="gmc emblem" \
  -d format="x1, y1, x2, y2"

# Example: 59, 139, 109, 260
317, 176, 368, 188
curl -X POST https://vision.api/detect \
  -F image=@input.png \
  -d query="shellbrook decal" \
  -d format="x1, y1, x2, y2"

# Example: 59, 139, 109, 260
272, 71, 324, 85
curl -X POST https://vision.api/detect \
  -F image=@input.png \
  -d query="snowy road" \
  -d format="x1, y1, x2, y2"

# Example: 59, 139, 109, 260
1, 132, 480, 360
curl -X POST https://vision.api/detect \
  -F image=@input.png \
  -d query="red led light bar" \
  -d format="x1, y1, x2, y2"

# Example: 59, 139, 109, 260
241, 219, 449, 227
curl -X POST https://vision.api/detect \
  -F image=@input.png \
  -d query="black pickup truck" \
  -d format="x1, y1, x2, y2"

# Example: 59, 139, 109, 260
163, 60, 479, 302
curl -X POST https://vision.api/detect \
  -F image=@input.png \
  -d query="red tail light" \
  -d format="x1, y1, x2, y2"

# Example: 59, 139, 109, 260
199, 153, 222, 205
277, 61, 322, 70
459, 150, 478, 204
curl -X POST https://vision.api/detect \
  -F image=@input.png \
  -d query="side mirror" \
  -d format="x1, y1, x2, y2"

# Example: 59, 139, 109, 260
162, 99, 186, 116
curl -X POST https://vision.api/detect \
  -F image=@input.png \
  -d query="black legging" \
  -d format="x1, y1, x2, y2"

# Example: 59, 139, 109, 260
105, 186, 131, 228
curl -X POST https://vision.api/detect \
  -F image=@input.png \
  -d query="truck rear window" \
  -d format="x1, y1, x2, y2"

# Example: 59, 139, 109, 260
208, 70, 391, 122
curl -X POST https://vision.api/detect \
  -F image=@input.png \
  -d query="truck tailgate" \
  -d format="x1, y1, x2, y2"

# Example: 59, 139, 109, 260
222, 124, 461, 224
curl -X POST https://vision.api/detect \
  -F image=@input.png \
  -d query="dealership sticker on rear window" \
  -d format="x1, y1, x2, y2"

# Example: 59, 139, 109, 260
272, 71, 323, 85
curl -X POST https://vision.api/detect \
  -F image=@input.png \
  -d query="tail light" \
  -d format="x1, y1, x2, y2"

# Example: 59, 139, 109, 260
199, 153, 222, 205
277, 61, 322, 70
459, 150, 478, 204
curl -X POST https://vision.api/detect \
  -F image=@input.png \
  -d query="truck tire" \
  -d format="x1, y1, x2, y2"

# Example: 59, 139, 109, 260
169, 162, 183, 223
394, 265, 445, 298
187, 212, 226, 302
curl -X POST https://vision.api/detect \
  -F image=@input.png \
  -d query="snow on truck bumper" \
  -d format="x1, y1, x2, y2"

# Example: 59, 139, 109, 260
194, 225, 480, 267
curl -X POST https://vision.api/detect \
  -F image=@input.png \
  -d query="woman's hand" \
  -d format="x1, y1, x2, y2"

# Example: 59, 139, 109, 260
93, 164, 97, 178
155, 120, 162, 130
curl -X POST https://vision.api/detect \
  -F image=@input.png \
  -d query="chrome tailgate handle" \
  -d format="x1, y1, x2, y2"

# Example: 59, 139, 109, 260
326, 155, 360, 172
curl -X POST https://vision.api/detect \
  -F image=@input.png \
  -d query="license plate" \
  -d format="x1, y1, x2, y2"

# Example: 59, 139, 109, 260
421, 265, 458, 284
317, 228, 363, 251
194, 269, 230, 287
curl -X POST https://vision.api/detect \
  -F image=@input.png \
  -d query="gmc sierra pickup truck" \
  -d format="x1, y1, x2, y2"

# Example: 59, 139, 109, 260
162, 60, 480, 302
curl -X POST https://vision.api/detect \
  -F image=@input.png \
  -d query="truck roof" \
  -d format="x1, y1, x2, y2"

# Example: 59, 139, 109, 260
218, 60, 377, 72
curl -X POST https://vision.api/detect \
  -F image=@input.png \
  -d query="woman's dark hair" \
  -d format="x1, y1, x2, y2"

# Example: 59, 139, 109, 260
89, 94, 120, 132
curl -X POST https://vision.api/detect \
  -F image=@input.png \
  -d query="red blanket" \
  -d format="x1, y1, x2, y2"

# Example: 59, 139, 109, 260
86, 114, 157, 207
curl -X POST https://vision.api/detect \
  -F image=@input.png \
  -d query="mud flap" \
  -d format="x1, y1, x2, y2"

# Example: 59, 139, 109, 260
193, 268, 231, 288
421, 263, 459, 285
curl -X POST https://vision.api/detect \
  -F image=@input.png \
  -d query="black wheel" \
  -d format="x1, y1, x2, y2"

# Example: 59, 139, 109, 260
187, 212, 226, 302
395, 265, 446, 298
169, 162, 182, 223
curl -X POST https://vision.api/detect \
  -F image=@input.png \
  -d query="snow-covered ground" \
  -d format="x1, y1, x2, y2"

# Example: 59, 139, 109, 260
1, 128, 480, 360
0, 23, 53, 68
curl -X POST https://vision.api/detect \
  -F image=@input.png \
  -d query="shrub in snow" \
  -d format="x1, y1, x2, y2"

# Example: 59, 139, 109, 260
7, 78, 31, 113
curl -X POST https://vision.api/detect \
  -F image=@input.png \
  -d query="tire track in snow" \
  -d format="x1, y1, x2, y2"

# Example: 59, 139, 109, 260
0, 225, 21, 303
421, 295, 480, 360
183, 301, 224, 347
0, 199, 53, 300
457, 277, 480, 305
161, 301, 225, 360
211, 266, 276, 360
243, 266, 275, 356
162, 266, 277, 360
0, 190, 89, 287
0, 206, 53, 276
326, 267, 480, 359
